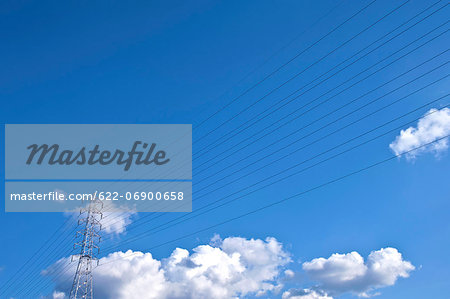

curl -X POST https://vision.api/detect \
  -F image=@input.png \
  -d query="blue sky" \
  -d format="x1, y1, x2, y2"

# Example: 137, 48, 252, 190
0, 0, 449, 298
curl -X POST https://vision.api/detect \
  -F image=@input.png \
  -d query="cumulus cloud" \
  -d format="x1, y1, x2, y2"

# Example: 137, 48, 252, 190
44, 236, 291, 299
389, 107, 450, 159
300, 247, 415, 298
43, 235, 414, 299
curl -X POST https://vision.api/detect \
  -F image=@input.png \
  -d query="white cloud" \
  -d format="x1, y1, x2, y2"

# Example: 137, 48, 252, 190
100, 210, 135, 235
301, 247, 415, 297
52, 291, 66, 299
389, 107, 450, 159
284, 269, 295, 278
283, 289, 332, 299
43, 235, 414, 299
95, 201, 137, 235
65, 201, 136, 235
44, 236, 291, 299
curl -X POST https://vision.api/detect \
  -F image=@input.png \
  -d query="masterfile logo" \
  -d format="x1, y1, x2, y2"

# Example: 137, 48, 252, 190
26, 141, 170, 171
5, 124, 192, 212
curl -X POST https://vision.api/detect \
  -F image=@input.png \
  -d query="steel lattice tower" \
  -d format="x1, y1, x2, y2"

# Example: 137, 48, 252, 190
70, 200, 103, 299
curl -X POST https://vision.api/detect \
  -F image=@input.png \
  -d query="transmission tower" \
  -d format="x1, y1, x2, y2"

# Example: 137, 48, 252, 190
70, 199, 103, 299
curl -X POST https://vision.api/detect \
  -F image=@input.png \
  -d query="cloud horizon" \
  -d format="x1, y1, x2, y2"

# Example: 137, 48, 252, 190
43, 236, 414, 299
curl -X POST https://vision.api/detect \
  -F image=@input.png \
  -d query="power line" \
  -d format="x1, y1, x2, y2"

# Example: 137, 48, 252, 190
31, 65, 449, 299
6, 1, 446, 296
1, 3, 354, 295
193, 0, 380, 143
193, 0, 414, 156
44, 114, 450, 295
194, 0, 346, 129
99, 53, 449, 240
0, 2, 357, 293
194, 20, 449, 171
98, 134, 450, 266
193, 62, 450, 197
102, 90, 449, 252
4, 206, 102, 298
94, 1, 447, 220
0, 217, 75, 297
99, 18, 450, 228
97, 2, 448, 224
